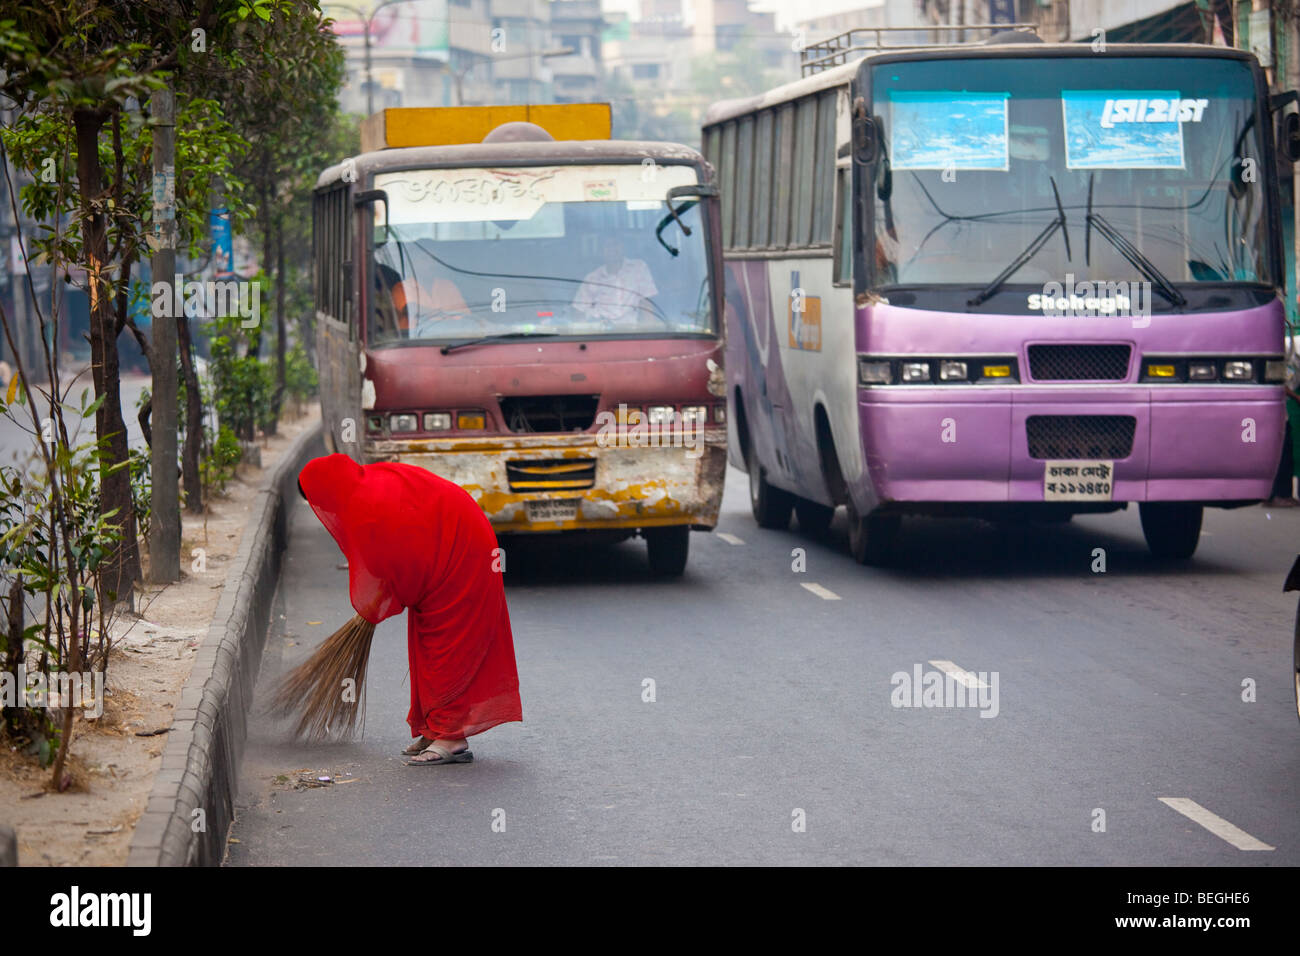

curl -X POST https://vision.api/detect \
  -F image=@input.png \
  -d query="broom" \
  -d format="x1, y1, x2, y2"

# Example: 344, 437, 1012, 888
268, 614, 376, 741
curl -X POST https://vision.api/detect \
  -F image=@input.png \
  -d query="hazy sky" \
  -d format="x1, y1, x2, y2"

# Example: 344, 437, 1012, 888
600, 0, 885, 32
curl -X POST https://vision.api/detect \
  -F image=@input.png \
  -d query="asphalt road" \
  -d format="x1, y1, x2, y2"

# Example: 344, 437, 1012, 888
0, 370, 149, 466
226, 466, 1300, 865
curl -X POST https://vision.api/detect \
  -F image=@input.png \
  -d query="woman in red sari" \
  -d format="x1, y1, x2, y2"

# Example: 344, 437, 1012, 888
297, 453, 522, 765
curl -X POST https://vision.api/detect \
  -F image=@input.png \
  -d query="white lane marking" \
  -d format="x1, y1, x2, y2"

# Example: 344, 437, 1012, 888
1158, 798, 1275, 851
716, 532, 745, 545
928, 660, 987, 689
800, 582, 840, 600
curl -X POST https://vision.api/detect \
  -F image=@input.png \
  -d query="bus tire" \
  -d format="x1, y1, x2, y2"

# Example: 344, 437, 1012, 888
795, 497, 834, 536
1139, 502, 1203, 560
746, 438, 793, 529
848, 504, 899, 566
646, 526, 690, 577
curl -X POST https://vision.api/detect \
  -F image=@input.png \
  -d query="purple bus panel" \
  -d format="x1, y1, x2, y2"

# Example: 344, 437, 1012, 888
856, 300, 1285, 506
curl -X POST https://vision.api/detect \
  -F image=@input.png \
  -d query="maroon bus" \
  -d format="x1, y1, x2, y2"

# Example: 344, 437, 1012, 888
313, 106, 727, 575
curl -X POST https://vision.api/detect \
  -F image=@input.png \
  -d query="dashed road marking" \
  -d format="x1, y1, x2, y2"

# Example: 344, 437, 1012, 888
928, 660, 987, 689
1158, 798, 1274, 851
800, 582, 840, 600
716, 532, 745, 545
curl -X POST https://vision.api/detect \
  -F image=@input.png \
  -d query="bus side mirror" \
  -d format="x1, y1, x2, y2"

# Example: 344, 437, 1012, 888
852, 97, 877, 165
354, 189, 390, 246
1282, 112, 1300, 163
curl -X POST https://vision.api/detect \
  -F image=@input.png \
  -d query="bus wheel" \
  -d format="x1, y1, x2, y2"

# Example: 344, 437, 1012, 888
746, 439, 792, 529
794, 497, 834, 536
1139, 502, 1203, 560
848, 504, 899, 566
646, 526, 690, 577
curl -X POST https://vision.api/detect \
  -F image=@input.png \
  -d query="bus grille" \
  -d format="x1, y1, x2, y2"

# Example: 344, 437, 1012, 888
1027, 345, 1131, 381
1026, 415, 1136, 460
506, 459, 597, 492
499, 395, 599, 433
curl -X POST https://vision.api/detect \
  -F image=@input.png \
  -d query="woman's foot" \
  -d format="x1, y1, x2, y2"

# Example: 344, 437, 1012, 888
405, 737, 471, 765
401, 737, 433, 756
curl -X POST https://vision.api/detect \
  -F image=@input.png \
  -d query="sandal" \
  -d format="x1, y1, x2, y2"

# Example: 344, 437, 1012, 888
401, 738, 433, 756
406, 743, 473, 767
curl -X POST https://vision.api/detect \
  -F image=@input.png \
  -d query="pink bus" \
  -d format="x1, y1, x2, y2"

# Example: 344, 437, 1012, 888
704, 31, 1299, 563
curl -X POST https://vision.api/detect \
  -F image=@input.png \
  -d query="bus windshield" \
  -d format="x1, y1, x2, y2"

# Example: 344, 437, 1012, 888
868, 55, 1271, 294
367, 164, 713, 345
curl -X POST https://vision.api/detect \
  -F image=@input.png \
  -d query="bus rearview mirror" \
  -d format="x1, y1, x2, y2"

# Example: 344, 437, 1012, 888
354, 188, 390, 246
1282, 112, 1300, 163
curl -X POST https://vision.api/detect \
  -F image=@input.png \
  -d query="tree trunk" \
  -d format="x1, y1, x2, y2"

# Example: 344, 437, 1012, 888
74, 108, 141, 604
178, 313, 203, 513
269, 211, 286, 434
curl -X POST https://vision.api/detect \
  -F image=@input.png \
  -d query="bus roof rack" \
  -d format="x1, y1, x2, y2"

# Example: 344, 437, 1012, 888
799, 23, 1040, 76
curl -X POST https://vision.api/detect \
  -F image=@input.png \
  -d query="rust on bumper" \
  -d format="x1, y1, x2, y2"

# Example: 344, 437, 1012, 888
364, 429, 727, 532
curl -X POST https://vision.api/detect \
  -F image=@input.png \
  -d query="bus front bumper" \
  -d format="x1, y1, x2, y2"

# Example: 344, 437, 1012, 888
363, 430, 728, 532
858, 386, 1285, 505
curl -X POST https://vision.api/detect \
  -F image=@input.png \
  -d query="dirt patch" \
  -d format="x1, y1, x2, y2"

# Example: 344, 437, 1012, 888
0, 406, 318, 866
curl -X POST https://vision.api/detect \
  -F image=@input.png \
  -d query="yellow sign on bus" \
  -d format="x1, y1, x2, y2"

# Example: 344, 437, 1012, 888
361, 103, 612, 152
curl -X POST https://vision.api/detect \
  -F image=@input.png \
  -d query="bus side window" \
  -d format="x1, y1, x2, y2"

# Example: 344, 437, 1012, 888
833, 166, 852, 285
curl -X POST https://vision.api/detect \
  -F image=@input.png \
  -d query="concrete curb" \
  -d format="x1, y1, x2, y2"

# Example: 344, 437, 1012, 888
127, 423, 324, 867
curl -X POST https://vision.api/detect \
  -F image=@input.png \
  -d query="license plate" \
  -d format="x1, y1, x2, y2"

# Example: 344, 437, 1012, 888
525, 498, 580, 523
1043, 460, 1113, 501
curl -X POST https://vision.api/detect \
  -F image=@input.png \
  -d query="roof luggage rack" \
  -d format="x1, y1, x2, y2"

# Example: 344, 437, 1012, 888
799, 23, 1040, 76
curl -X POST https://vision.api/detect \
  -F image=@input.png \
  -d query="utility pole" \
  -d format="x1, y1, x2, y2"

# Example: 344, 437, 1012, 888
148, 88, 180, 583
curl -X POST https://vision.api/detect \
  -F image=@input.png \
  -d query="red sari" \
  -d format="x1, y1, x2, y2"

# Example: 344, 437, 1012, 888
297, 454, 522, 740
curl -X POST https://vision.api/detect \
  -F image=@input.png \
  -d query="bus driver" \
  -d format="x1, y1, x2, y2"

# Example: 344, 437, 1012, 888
573, 236, 658, 328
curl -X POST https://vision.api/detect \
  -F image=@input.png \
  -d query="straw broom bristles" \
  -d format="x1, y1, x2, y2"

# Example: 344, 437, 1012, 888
269, 614, 376, 741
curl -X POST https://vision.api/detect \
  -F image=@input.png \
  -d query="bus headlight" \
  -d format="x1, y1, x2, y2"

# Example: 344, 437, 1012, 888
423, 412, 452, 431
858, 358, 892, 385
900, 361, 931, 383
647, 405, 676, 424
680, 406, 707, 424
939, 360, 968, 381
1223, 360, 1254, 381
391, 414, 418, 433
1188, 361, 1217, 381
457, 411, 486, 430
1265, 360, 1288, 383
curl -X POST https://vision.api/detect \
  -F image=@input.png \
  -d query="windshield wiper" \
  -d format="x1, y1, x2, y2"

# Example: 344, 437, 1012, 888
1084, 173, 1186, 308
440, 331, 558, 355
968, 177, 1071, 307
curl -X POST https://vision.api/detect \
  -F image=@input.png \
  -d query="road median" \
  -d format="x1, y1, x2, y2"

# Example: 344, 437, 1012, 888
126, 422, 324, 867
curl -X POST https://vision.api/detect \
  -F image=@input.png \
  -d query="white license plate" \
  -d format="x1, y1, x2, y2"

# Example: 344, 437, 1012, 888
525, 498, 580, 523
1043, 460, 1114, 501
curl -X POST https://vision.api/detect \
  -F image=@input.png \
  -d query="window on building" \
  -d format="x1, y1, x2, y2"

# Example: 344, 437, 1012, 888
631, 63, 660, 80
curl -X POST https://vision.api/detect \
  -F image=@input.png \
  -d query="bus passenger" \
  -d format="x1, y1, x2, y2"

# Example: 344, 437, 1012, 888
573, 236, 658, 328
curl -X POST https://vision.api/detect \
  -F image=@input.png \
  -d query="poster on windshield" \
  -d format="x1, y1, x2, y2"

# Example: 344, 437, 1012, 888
1062, 91, 1195, 169
889, 91, 1009, 170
